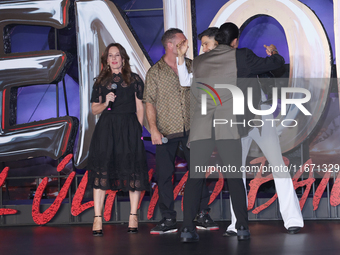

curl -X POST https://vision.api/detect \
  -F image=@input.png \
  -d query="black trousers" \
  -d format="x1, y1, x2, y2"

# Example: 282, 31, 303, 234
156, 135, 210, 219
183, 139, 248, 231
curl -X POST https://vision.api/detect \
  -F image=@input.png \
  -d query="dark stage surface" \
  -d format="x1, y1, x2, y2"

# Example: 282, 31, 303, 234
1, 221, 340, 255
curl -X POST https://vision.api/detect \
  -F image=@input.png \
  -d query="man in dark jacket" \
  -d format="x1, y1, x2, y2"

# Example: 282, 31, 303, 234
180, 22, 287, 243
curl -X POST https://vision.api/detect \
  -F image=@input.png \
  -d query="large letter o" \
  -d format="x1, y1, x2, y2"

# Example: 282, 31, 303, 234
210, 0, 332, 153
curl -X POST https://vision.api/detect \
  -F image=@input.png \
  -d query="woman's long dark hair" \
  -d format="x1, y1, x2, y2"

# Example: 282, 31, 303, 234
94, 43, 132, 87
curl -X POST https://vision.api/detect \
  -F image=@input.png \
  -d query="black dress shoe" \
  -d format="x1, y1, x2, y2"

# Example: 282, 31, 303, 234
223, 230, 237, 237
180, 228, 199, 243
287, 226, 301, 234
237, 226, 250, 241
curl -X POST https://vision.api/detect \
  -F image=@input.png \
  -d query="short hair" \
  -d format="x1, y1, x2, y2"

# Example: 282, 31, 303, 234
215, 22, 239, 46
161, 28, 183, 49
198, 27, 219, 40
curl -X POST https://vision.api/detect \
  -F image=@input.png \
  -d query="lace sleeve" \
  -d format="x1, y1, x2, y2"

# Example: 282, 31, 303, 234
134, 74, 144, 100
90, 85, 101, 103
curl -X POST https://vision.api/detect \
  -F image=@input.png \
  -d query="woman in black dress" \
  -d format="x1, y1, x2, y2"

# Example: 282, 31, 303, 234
87, 43, 149, 236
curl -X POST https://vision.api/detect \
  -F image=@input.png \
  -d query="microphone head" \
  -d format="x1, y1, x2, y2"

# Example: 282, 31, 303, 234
161, 137, 168, 144
111, 83, 117, 90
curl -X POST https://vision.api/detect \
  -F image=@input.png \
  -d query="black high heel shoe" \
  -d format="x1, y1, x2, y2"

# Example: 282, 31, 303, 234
127, 213, 138, 233
93, 215, 103, 237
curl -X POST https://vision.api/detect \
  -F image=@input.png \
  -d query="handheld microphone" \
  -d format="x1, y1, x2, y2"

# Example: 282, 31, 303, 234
108, 83, 117, 110
141, 136, 168, 144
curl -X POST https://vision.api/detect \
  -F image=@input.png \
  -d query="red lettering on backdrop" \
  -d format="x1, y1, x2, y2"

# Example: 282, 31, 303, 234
57, 154, 73, 172
247, 156, 290, 214
176, 172, 189, 211
0, 167, 17, 215
330, 172, 340, 206
32, 154, 75, 225
68, 157, 319, 220
247, 157, 273, 212
174, 171, 188, 211
147, 172, 189, 220
313, 168, 332, 210
147, 185, 159, 220
180, 169, 224, 211
291, 159, 315, 210
147, 175, 177, 220
248, 157, 318, 213
138, 169, 155, 210
71, 170, 94, 216
103, 190, 117, 221
5, 155, 339, 222
208, 171, 224, 205
70, 170, 121, 221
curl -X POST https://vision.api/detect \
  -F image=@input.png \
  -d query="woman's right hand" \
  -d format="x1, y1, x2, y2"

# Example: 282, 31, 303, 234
105, 92, 116, 107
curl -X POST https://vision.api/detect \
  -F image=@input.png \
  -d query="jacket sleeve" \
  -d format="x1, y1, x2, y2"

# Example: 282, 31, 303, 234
245, 48, 285, 75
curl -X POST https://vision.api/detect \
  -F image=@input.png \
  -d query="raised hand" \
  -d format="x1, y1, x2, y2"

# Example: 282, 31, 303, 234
177, 39, 189, 59
264, 44, 278, 56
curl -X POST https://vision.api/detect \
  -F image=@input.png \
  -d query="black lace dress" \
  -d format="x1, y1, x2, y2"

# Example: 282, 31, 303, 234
87, 72, 149, 192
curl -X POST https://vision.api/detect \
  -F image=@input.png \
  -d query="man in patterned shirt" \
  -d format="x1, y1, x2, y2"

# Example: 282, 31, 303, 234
144, 28, 218, 234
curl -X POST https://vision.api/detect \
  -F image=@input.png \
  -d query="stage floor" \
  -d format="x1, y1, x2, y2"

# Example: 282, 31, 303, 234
1, 220, 340, 255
